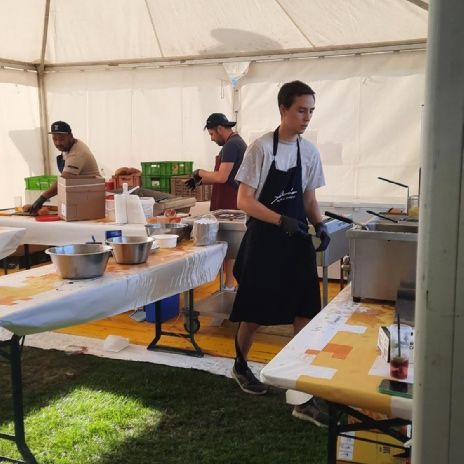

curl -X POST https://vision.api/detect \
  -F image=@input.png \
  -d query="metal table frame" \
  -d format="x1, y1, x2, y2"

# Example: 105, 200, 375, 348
147, 289, 204, 357
0, 336, 37, 463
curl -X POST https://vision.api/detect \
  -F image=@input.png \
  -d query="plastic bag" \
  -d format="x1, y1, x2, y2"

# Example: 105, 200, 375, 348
192, 214, 219, 246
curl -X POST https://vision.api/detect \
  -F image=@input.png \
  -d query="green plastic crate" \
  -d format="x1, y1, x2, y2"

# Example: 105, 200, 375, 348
25, 175, 58, 190
141, 162, 172, 177
141, 176, 171, 192
141, 161, 193, 177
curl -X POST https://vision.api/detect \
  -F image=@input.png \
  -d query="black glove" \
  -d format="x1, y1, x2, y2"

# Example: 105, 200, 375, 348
184, 169, 202, 190
315, 222, 331, 251
29, 195, 47, 215
279, 215, 309, 238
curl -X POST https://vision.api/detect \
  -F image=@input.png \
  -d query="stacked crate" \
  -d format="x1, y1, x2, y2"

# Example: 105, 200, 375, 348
170, 176, 213, 202
24, 175, 58, 205
141, 161, 193, 193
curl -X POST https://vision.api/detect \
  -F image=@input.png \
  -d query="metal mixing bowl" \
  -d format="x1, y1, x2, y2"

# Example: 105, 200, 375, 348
106, 236, 154, 264
145, 222, 191, 242
45, 244, 112, 279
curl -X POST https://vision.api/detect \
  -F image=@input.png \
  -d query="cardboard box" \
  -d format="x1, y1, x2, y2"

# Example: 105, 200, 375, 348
337, 430, 408, 463
58, 177, 105, 221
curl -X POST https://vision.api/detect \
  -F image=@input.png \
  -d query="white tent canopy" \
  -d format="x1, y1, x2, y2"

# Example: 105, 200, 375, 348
0, 0, 428, 208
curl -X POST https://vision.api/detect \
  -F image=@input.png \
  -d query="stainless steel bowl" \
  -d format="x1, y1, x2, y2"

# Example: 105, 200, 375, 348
106, 236, 154, 264
45, 244, 112, 279
145, 222, 191, 243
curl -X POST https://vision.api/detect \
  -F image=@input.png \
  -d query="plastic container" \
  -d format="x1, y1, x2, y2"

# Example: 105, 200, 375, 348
152, 234, 178, 248
192, 215, 218, 246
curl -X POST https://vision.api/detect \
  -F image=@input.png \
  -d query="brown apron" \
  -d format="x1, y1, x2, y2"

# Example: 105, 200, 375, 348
210, 155, 239, 211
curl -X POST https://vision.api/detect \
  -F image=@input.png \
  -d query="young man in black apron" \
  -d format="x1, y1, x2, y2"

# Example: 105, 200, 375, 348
230, 81, 330, 425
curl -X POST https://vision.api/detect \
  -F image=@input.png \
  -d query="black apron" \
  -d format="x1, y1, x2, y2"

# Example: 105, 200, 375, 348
56, 154, 65, 173
230, 128, 321, 325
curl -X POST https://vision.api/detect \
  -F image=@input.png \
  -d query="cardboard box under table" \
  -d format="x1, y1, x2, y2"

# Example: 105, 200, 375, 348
58, 177, 105, 221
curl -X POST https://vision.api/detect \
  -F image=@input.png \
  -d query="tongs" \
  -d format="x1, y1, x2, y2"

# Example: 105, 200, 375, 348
324, 211, 368, 230
366, 210, 398, 223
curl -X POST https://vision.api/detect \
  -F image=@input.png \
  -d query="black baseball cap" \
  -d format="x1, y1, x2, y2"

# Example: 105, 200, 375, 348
204, 113, 236, 130
49, 121, 72, 134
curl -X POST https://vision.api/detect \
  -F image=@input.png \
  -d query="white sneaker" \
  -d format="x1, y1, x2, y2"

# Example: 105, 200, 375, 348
223, 286, 237, 292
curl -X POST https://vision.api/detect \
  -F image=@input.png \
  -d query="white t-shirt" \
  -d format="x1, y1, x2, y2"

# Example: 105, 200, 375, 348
235, 132, 325, 199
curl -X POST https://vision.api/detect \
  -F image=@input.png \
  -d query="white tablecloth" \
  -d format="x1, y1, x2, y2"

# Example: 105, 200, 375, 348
0, 226, 26, 260
0, 215, 147, 246
0, 242, 227, 336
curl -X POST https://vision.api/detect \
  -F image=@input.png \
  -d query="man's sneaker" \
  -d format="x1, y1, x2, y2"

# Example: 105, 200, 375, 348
223, 286, 237, 292
231, 365, 268, 395
292, 397, 329, 427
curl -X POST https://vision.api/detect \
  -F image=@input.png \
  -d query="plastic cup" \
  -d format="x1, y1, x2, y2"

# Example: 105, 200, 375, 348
390, 355, 409, 380
14, 196, 22, 212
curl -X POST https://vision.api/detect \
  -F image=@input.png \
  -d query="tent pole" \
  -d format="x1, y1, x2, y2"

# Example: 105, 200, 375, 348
413, 0, 464, 462
37, 71, 50, 175
37, 0, 51, 175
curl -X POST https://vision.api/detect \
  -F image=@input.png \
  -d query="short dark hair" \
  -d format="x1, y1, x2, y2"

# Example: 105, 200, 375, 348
278, 81, 315, 109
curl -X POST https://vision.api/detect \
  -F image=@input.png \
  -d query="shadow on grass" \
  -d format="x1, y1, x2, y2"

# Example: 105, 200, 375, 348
0, 347, 327, 464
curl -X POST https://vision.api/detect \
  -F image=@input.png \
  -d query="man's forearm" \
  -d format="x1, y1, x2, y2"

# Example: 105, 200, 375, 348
238, 195, 281, 225
304, 197, 323, 226
198, 169, 227, 184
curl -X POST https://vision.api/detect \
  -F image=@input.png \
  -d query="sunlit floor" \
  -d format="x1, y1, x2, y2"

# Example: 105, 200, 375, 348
57, 277, 344, 364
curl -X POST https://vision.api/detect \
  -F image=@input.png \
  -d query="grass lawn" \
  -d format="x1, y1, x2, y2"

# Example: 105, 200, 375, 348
0, 347, 327, 463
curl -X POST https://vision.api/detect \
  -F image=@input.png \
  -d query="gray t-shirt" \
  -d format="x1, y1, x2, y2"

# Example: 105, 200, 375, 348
219, 133, 247, 186
235, 132, 325, 198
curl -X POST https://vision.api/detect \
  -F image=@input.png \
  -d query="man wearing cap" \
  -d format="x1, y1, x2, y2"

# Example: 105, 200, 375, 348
186, 113, 246, 291
27, 121, 101, 214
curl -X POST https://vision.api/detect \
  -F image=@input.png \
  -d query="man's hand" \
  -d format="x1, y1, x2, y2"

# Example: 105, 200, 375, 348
28, 195, 47, 215
184, 169, 202, 190
279, 215, 309, 238
315, 222, 330, 251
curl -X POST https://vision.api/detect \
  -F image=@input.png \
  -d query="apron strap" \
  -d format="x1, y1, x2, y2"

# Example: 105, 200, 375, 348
273, 126, 302, 162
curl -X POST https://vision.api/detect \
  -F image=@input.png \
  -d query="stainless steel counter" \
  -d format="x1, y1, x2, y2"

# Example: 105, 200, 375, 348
347, 218, 418, 301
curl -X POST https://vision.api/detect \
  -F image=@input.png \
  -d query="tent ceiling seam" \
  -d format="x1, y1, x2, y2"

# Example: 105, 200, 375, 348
0, 59, 36, 71
274, 0, 316, 47
41, 40, 426, 72
405, 0, 429, 11
145, 0, 164, 58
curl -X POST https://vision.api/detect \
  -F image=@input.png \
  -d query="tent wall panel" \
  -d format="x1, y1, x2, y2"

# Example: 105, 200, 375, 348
45, 65, 233, 179
0, 69, 42, 208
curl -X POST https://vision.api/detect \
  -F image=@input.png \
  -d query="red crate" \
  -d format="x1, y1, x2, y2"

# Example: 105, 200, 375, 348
170, 175, 212, 202
112, 174, 141, 189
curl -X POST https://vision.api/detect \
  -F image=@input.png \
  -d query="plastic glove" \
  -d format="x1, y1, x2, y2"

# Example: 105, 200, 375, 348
315, 222, 331, 251
279, 215, 309, 238
29, 195, 47, 215
184, 169, 202, 190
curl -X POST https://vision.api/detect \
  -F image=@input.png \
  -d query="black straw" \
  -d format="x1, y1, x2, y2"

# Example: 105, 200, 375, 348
397, 314, 401, 358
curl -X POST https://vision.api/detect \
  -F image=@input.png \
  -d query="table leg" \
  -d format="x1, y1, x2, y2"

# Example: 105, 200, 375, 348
327, 401, 338, 464
322, 266, 328, 308
0, 336, 37, 463
24, 245, 30, 270
146, 290, 203, 357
